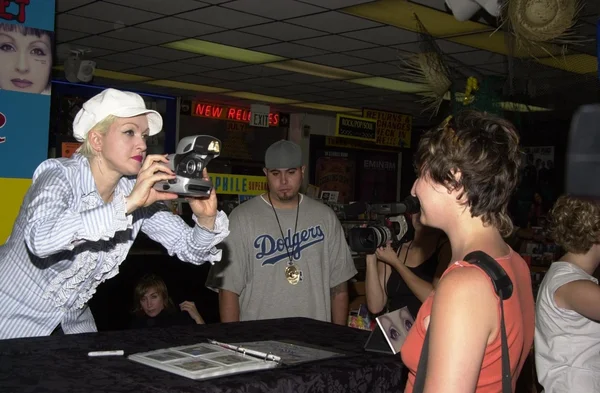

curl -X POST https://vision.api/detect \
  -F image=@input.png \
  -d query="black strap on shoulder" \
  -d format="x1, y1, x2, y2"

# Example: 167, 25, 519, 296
412, 251, 513, 393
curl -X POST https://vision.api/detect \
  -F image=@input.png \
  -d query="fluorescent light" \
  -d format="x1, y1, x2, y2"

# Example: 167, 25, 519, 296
145, 79, 230, 93
292, 103, 358, 112
350, 77, 428, 93
163, 39, 284, 64
265, 60, 367, 80
225, 91, 300, 104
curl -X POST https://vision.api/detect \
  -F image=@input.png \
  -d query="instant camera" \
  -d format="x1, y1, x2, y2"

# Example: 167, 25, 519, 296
153, 135, 221, 198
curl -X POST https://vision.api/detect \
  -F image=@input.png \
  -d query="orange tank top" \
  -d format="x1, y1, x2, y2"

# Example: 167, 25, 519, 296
401, 249, 535, 393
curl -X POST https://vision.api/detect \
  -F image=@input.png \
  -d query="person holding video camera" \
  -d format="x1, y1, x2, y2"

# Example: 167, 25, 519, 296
205, 140, 357, 325
365, 212, 451, 320
400, 111, 535, 393
535, 195, 600, 393
0, 88, 229, 339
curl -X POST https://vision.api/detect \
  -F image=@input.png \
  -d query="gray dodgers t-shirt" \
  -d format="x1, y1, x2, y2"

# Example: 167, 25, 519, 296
206, 194, 357, 322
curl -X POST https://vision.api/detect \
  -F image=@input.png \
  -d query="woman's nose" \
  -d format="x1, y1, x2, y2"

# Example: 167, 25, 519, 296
15, 52, 29, 73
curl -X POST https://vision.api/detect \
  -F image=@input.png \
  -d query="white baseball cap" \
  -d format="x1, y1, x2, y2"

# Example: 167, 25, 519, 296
72, 88, 163, 142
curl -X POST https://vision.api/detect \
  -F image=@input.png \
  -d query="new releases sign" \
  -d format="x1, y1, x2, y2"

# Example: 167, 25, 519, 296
335, 114, 377, 142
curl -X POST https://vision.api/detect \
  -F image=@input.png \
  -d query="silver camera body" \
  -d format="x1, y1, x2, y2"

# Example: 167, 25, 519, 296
153, 135, 221, 198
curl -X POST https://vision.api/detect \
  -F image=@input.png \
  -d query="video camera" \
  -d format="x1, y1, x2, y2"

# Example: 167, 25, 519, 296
347, 196, 421, 254
153, 135, 221, 198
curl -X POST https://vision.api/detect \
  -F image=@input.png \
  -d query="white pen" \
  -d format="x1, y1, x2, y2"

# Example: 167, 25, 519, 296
87, 350, 125, 357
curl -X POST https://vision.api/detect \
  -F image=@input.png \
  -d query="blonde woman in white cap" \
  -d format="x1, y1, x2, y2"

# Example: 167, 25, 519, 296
0, 88, 230, 339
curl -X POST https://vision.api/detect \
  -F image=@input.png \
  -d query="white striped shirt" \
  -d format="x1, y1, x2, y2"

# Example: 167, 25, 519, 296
0, 154, 229, 339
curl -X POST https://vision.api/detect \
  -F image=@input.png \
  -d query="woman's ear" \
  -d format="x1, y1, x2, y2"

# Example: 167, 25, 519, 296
88, 130, 103, 154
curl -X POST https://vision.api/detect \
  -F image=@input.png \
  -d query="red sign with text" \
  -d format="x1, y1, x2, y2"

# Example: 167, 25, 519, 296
192, 101, 280, 127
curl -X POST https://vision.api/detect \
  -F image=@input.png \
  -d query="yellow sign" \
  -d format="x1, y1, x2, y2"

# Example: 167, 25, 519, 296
362, 108, 412, 148
335, 114, 377, 142
0, 178, 32, 245
209, 173, 267, 195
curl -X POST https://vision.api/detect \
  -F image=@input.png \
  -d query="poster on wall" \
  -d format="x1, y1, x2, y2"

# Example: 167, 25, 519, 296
0, 0, 55, 178
0, 0, 56, 244
314, 150, 356, 204
357, 152, 400, 203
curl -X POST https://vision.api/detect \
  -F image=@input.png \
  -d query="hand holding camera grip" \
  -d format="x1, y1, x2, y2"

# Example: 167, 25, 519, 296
125, 154, 179, 214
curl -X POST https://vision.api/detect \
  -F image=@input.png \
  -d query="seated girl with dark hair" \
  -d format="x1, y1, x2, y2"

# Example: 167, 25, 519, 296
130, 274, 204, 329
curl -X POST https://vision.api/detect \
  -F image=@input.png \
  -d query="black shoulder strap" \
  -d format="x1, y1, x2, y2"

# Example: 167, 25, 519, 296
412, 251, 513, 393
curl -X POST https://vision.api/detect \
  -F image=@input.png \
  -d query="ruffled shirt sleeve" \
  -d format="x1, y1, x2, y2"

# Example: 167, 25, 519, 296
24, 164, 133, 259
140, 202, 230, 264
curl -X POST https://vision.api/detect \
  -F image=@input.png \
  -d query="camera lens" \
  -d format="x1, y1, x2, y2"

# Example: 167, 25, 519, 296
186, 160, 196, 174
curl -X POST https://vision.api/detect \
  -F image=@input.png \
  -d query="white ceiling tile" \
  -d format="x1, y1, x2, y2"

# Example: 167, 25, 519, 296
245, 85, 296, 97
244, 77, 294, 87
56, 0, 95, 12
312, 80, 365, 89
345, 62, 401, 75
319, 98, 363, 106
97, 53, 164, 66
123, 67, 186, 79
151, 61, 212, 73
56, 14, 116, 34
282, 93, 329, 102
349, 47, 402, 62
319, 90, 365, 99
102, 27, 183, 45
294, 0, 377, 9
210, 81, 254, 90
91, 59, 138, 71
182, 56, 250, 69
301, 53, 372, 67
288, 11, 381, 33
199, 31, 278, 48
343, 26, 419, 45
275, 73, 332, 83
128, 47, 197, 60
452, 50, 506, 66
137, 17, 224, 36
276, 84, 329, 94
178, 6, 271, 28
69, 3, 162, 25
172, 75, 225, 85
294, 35, 375, 51
253, 42, 328, 57
202, 70, 253, 80
104, 0, 208, 14
70, 36, 147, 51
200, 0, 231, 3
229, 64, 292, 76
223, 0, 326, 19
55, 29, 89, 43
240, 22, 325, 41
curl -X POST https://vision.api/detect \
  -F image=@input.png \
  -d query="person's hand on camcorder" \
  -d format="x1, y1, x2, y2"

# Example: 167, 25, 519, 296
187, 168, 218, 230
125, 154, 178, 214
376, 241, 400, 267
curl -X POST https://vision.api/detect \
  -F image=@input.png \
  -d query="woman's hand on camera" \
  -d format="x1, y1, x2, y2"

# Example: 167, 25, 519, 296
186, 168, 218, 230
375, 242, 399, 267
125, 154, 178, 214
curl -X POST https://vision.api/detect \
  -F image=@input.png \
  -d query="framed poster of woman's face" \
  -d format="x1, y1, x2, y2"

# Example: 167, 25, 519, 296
0, 22, 54, 96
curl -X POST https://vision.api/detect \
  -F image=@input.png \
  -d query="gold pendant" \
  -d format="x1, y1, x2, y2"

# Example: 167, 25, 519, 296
285, 264, 300, 285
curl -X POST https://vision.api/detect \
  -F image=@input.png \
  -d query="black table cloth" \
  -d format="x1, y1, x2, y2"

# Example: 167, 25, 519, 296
0, 317, 406, 393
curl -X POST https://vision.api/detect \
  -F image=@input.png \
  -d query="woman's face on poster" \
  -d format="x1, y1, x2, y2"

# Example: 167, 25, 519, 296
0, 27, 52, 94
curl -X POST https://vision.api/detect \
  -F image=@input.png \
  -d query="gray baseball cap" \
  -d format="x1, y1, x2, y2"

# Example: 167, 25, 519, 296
265, 140, 303, 169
